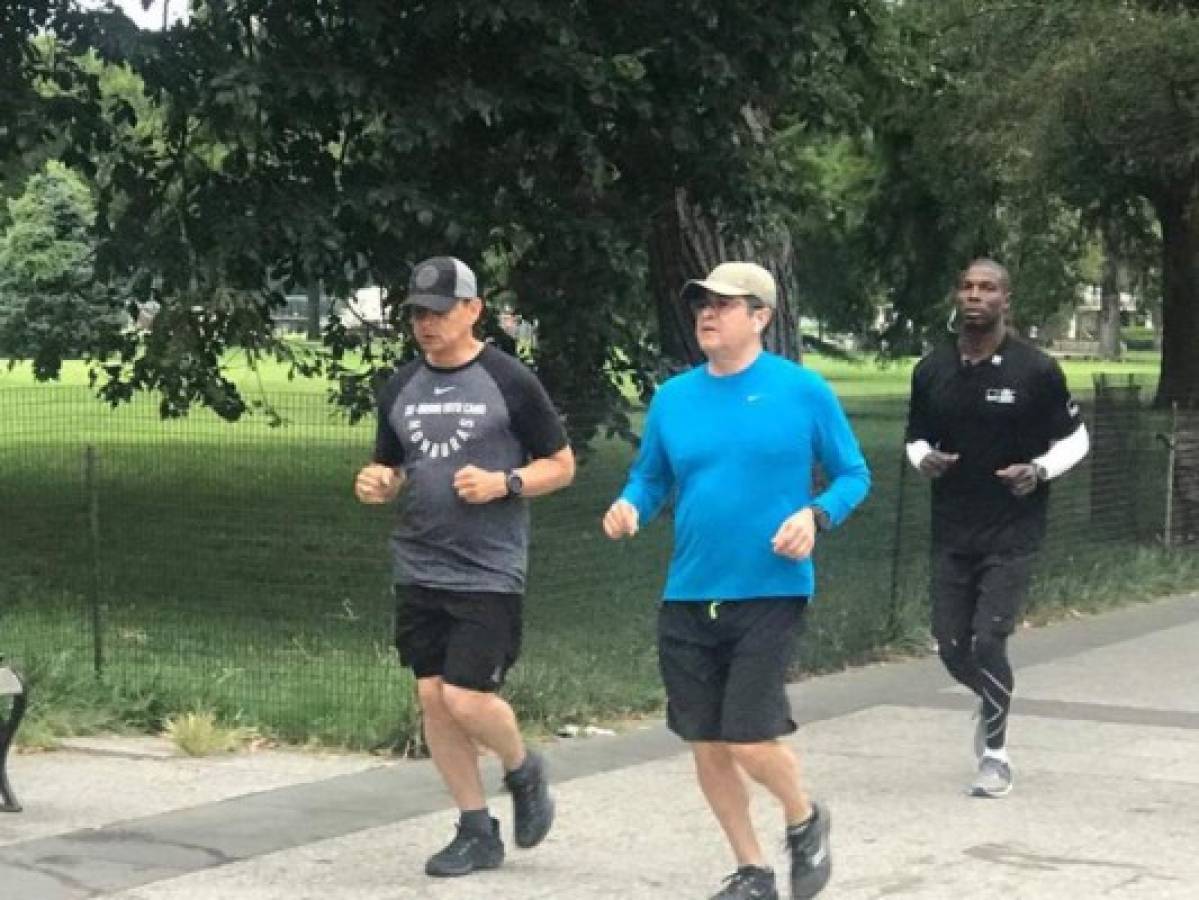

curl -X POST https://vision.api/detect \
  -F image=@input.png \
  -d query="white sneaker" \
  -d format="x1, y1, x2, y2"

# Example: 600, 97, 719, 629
970, 755, 1013, 798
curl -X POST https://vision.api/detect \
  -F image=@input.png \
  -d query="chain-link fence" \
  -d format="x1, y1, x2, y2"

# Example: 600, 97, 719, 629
0, 378, 1192, 748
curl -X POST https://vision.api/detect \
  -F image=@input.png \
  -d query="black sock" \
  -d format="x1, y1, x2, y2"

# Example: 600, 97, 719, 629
459, 808, 492, 834
738, 865, 774, 877
506, 751, 539, 782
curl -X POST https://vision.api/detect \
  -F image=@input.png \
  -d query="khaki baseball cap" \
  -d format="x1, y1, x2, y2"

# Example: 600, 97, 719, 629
680, 262, 777, 309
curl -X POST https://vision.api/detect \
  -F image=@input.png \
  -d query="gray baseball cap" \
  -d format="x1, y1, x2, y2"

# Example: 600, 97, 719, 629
401, 256, 478, 312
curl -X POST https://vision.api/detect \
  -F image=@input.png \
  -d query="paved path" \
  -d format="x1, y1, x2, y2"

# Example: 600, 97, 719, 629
3, 593, 1197, 899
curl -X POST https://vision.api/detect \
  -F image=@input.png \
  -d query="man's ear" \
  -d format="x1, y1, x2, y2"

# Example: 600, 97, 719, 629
946, 305, 959, 333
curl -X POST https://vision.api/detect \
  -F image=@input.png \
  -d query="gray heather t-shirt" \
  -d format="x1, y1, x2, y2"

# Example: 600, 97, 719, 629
373, 344, 568, 593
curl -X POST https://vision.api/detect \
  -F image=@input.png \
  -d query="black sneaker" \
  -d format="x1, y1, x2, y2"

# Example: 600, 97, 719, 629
787, 803, 831, 899
711, 865, 778, 899
503, 750, 555, 848
424, 818, 504, 877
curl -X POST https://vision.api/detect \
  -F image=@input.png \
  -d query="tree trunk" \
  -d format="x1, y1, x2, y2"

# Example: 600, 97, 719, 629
1140, 266, 1164, 350
1154, 183, 1199, 543
1149, 298, 1164, 351
305, 280, 321, 341
1153, 183, 1199, 409
647, 190, 711, 366
729, 229, 801, 362
1098, 220, 1122, 361
647, 189, 802, 369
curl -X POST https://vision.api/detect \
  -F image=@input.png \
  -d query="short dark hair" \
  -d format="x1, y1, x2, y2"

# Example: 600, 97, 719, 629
961, 258, 1010, 291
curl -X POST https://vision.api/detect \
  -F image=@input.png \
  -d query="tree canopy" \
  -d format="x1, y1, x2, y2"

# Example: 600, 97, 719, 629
0, 161, 123, 376
867, 0, 1199, 402
2, 1, 881, 442
4, 0, 1199, 425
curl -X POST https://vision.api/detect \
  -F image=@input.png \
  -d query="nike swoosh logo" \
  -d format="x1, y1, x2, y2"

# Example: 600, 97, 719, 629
433, 386, 456, 395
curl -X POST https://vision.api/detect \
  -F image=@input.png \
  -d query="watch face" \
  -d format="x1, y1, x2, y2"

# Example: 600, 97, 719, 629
507, 472, 523, 495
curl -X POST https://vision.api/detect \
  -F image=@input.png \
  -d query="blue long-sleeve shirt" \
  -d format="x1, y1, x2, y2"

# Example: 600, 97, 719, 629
621, 352, 871, 602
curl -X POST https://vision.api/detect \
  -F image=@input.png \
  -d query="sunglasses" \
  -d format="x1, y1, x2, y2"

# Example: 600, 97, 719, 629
687, 294, 763, 315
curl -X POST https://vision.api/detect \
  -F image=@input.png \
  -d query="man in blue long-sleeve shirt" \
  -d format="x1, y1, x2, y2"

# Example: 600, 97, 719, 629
603, 262, 870, 900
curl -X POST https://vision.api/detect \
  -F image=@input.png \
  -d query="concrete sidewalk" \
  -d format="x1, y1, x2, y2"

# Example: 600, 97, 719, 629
3, 593, 1198, 899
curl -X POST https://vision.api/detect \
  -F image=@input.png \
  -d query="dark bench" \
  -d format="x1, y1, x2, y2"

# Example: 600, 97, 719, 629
0, 659, 26, 812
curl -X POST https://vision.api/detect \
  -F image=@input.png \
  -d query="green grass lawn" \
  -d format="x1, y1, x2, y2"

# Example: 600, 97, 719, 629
805, 351, 1160, 396
0, 347, 1189, 750
0, 343, 1164, 397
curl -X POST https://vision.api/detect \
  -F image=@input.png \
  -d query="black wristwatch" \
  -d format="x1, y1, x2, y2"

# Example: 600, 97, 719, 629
505, 469, 524, 497
1034, 463, 1049, 483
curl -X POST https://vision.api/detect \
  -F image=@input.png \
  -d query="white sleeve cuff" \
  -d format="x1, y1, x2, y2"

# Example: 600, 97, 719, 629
1034, 423, 1090, 480
906, 439, 933, 471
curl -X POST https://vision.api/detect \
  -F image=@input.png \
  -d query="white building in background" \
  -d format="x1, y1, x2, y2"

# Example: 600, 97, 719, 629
275, 286, 389, 336
339, 286, 387, 330
1066, 285, 1141, 340
80, 1, 188, 30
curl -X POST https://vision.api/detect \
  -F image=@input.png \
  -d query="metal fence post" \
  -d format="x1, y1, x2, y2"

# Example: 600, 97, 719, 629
84, 445, 103, 679
887, 451, 909, 641
1168, 404, 1199, 545
1091, 373, 1142, 540
1162, 403, 1178, 547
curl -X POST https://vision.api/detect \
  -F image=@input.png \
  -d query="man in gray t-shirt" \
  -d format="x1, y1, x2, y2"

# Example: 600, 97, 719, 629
355, 256, 574, 879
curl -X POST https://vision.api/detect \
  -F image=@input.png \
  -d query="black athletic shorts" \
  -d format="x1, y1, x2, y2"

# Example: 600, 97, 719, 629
930, 548, 1036, 643
394, 584, 523, 692
657, 598, 807, 744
